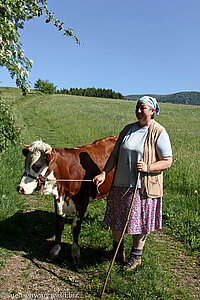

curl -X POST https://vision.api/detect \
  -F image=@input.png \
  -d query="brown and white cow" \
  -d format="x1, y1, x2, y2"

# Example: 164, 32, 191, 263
17, 136, 117, 264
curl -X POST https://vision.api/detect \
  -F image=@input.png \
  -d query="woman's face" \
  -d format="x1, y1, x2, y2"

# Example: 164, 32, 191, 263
135, 102, 155, 126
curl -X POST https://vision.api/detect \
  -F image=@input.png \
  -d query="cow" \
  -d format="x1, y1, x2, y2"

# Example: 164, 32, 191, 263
17, 136, 117, 265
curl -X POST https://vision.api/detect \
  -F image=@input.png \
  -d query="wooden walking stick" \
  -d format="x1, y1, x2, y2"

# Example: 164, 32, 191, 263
100, 171, 140, 299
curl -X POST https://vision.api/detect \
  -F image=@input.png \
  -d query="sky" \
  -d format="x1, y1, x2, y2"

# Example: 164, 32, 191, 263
1, 0, 200, 95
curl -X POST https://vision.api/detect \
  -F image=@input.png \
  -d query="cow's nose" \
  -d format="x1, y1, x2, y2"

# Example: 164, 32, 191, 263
17, 186, 24, 194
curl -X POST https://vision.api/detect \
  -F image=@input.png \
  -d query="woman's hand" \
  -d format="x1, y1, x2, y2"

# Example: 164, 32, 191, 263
93, 171, 106, 186
136, 160, 147, 173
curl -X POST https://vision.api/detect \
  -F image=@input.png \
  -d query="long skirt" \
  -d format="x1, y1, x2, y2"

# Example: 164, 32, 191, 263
103, 186, 162, 234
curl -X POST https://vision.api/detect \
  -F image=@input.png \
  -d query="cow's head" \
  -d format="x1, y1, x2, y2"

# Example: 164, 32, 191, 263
17, 140, 57, 195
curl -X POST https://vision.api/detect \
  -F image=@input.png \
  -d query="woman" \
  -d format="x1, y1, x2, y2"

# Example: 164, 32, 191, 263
93, 96, 172, 271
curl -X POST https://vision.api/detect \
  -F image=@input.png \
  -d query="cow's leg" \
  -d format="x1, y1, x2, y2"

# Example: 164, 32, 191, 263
71, 197, 89, 266
49, 212, 65, 260
71, 212, 82, 265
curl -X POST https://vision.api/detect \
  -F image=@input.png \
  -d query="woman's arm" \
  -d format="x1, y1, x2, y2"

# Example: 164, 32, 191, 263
137, 157, 172, 173
93, 152, 118, 186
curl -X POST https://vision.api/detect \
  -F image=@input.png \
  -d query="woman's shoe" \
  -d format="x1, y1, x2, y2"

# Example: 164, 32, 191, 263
100, 240, 126, 263
124, 256, 141, 271
100, 249, 126, 263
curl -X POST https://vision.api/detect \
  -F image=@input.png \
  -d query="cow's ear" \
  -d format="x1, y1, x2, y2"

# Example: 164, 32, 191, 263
22, 148, 29, 157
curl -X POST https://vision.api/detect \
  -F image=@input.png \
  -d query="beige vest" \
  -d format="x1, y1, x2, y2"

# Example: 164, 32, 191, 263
141, 120, 164, 198
115, 120, 165, 198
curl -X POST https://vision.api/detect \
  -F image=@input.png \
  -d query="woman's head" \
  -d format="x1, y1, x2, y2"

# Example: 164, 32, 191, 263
137, 96, 159, 115
136, 96, 159, 126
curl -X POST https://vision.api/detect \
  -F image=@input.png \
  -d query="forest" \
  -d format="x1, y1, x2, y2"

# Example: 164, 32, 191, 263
125, 91, 200, 105
57, 87, 124, 99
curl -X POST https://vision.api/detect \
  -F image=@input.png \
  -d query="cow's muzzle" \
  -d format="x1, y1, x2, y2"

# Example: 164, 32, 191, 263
17, 172, 45, 195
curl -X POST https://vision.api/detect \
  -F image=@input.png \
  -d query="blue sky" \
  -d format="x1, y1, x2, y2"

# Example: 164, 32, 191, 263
1, 0, 200, 95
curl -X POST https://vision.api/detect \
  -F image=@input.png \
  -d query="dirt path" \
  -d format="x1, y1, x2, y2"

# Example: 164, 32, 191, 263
0, 229, 199, 299
0, 253, 83, 299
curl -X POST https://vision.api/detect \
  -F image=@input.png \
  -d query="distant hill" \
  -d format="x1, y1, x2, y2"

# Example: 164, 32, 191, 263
125, 91, 200, 105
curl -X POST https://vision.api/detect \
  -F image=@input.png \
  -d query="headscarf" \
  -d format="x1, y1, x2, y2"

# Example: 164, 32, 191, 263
138, 96, 160, 115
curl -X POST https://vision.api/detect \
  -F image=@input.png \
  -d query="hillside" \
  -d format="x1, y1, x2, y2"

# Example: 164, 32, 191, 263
0, 87, 199, 299
125, 91, 200, 105
1, 87, 200, 105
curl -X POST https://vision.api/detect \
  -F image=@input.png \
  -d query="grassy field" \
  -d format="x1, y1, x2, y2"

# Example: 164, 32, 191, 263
0, 87, 199, 299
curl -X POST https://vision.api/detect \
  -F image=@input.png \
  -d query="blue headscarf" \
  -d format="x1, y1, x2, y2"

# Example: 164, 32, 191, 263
138, 96, 160, 115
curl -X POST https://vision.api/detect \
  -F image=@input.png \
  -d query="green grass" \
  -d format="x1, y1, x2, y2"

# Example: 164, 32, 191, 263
0, 87, 199, 298
10, 91, 200, 252
0, 145, 25, 220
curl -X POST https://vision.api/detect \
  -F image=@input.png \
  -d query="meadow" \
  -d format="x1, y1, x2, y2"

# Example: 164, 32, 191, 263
0, 87, 199, 299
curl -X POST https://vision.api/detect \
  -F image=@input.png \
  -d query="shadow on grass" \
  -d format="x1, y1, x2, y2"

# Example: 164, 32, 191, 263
0, 210, 105, 270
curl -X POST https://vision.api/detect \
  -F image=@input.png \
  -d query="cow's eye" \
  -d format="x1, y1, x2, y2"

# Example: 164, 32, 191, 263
32, 164, 42, 173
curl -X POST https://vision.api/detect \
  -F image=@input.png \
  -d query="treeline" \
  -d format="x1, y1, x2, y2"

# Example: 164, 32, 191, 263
125, 91, 200, 105
157, 92, 200, 105
33, 79, 124, 99
57, 87, 124, 99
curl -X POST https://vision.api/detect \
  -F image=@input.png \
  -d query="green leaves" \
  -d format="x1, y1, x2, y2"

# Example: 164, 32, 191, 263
0, 96, 19, 152
34, 78, 57, 94
1, 0, 80, 95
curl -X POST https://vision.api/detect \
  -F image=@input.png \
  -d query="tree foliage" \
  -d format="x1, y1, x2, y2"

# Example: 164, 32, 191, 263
156, 92, 200, 105
0, 96, 19, 152
57, 87, 124, 99
0, 0, 80, 95
34, 78, 56, 94
125, 92, 200, 106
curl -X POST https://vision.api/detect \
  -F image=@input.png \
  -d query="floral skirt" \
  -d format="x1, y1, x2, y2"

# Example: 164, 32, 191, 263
103, 186, 162, 234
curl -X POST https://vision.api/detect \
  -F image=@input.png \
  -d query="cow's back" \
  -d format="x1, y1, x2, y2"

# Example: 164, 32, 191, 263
52, 136, 117, 200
